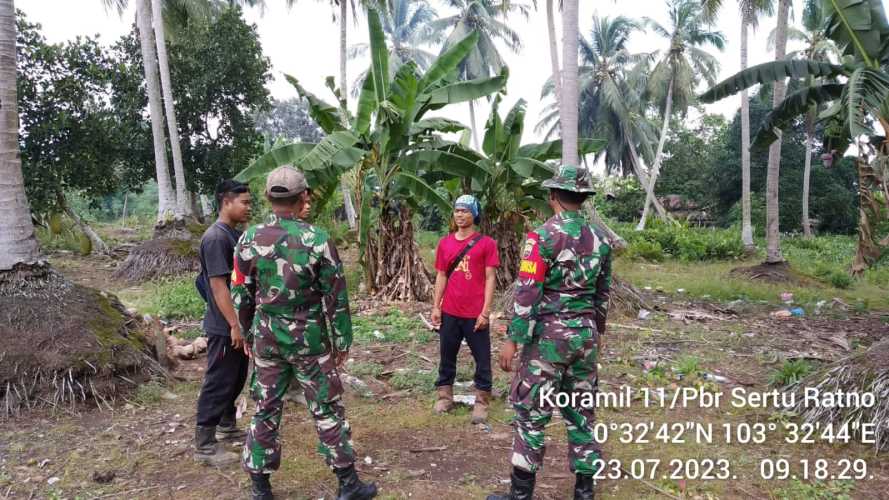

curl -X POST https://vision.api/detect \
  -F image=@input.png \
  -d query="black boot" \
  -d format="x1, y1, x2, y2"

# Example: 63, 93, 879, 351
335, 465, 377, 500
574, 473, 595, 500
194, 425, 239, 466
217, 412, 247, 441
249, 473, 273, 500
486, 469, 535, 500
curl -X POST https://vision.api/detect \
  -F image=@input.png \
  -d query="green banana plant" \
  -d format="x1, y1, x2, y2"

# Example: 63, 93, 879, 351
430, 95, 605, 288
699, 0, 889, 274
236, 7, 508, 300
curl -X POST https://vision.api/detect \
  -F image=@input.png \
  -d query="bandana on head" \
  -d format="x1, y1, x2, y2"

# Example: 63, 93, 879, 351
454, 194, 481, 224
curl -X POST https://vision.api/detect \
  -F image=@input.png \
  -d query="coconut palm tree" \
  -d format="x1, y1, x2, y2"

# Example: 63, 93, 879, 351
560, 0, 579, 166
0, 0, 41, 271
537, 15, 668, 223
432, 0, 531, 149
768, 0, 837, 238
546, 0, 563, 108
702, 0, 774, 250
764, 0, 791, 263
636, 0, 725, 231
151, 0, 189, 219
348, 0, 437, 95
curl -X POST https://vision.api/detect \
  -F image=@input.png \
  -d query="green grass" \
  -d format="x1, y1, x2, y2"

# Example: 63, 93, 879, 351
674, 355, 701, 377
615, 258, 889, 311
349, 361, 385, 378
773, 479, 854, 500
389, 369, 436, 392
769, 359, 814, 387
119, 277, 206, 320
353, 308, 435, 344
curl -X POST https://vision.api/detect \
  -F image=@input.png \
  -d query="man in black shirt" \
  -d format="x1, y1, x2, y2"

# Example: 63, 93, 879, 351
194, 180, 252, 466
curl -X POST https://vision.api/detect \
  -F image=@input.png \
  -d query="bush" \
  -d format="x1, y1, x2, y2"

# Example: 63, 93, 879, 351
621, 222, 745, 262
626, 239, 664, 262
769, 359, 813, 387
142, 277, 206, 320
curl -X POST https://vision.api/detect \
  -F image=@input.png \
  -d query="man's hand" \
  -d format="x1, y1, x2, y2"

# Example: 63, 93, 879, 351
474, 313, 489, 332
431, 307, 442, 329
230, 324, 249, 356
335, 349, 350, 368
499, 340, 518, 372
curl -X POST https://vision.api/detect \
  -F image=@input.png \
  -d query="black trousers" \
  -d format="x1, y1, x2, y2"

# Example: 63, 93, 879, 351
196, 334, 249, 427
435, 312, 492, 392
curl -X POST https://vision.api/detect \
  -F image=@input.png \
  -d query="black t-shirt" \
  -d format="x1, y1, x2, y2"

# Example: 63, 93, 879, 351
199, 221, 242, 337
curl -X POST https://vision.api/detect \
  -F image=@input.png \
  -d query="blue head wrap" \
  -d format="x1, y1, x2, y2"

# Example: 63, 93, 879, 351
454, 194, 481, 225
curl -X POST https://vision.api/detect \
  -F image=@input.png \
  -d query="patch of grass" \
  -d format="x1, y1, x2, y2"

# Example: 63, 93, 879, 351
353, 309, 435, 344
121, 277, 205, 320
773, 479, 853, 500
674, 355, 701, 377
455, 363, 475, 382
389, 369, 436, 392
615, 258, 889, 311
132, 381, 167, 406
349, 361, 385, 378
769, 359, 813, 387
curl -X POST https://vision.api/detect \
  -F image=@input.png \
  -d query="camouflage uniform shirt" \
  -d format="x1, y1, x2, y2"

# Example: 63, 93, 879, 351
231, 213, 352, 356
509, 209, 612, 343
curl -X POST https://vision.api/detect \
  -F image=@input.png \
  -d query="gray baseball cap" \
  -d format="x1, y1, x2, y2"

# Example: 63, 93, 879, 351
265, 165, 309, 198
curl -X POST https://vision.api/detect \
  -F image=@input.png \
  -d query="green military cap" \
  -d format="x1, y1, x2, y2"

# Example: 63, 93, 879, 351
541, 164, 596, 193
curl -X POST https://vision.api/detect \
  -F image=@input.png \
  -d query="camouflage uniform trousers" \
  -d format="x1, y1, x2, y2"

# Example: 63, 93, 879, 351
242, 349, 355, 474
509, 325, 601, 475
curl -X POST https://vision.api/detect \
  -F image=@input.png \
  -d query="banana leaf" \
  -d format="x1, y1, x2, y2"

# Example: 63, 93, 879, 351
421, 69, 508, 112
393, 172, 450, 215
751, 83, 845, 150
823, 0, 889, 63
285, 74, 344, 134
517, 138, 606, 161
418, 31, 481, 93
299, 131, 364, 172
699, 60, 845, 103
353, 68, 377, 136
410, 117, 468, 135
235, 143, 317, 182
511, 158, 555, 180
401, 149, 484, 179
367, 8, 389, 105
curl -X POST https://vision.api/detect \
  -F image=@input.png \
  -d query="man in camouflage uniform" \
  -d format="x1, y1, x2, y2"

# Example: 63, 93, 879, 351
487, 165, 612, 500
232, 166, 377, 500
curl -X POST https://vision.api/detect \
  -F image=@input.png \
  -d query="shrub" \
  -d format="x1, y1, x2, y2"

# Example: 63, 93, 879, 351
626, 240, 664, 262
621, 222, 744, 262
769, 359, 813, 387
145, 277, 206, 320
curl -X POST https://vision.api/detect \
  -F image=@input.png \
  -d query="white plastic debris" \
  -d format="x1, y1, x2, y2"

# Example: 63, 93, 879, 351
637, 309, 652, 320
372, 330, 385, 340
453, 394, 477, 405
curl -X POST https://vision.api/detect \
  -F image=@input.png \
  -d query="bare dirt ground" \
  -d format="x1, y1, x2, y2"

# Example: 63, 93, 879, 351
2, 251, 889, 499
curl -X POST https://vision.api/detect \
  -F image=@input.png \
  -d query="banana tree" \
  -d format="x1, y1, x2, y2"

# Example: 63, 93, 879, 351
436, 95, 605, 288
237, 8, 508, 300
699, 0, 889, 274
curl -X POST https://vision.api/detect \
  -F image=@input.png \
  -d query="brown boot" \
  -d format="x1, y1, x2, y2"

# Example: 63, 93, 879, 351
471, 389, 491, 424
433, 385, 454, 414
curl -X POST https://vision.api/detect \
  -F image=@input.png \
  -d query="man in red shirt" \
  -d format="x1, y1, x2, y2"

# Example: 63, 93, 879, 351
431, 195, 500, 424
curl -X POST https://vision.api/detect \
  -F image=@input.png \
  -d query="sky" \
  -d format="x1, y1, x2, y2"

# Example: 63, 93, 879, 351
19, 0, 889, 146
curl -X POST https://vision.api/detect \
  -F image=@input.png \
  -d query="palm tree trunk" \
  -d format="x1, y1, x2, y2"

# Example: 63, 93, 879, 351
151, 0, 189, 220
338, 0, 357, 230
765, 0, 790, 263
468, 99, 480, 150
636, 76, 674, 231
740, 15, 755, 249
136, 0, 175, 223
559, 0, 579, 165
802, 110, 815, 238
0, 0, 40, 271
625, 129, 670, 219
56, 191, 110, 256
546, 0, 562, 108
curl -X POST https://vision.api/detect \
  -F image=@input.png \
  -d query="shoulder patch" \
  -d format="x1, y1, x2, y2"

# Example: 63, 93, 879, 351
231, 265, 246, 286
518, 232, 547, 282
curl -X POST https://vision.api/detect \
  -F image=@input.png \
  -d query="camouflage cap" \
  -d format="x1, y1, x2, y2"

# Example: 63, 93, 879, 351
266, 165, 309, 198
541, 164, 596, 193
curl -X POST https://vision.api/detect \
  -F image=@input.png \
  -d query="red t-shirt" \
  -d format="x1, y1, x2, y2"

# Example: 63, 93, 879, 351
434, 232, 500, 319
